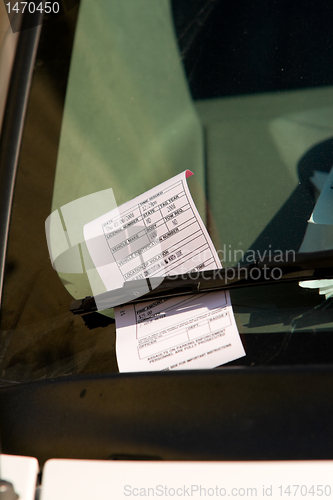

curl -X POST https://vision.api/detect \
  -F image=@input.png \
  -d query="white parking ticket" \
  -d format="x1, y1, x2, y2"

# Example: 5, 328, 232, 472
84, 171, 220, 291
84, 171, 244, 371
115, 290, 244, 372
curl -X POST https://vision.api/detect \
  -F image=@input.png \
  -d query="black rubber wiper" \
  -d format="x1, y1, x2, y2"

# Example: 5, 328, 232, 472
70, 249, 333, 314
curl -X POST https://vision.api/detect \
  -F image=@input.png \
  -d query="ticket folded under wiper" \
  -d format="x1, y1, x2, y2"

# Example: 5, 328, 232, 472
84, 171, 244, 372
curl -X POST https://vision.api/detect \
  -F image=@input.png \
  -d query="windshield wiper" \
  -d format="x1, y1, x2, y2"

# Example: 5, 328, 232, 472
70, 249, 333, 315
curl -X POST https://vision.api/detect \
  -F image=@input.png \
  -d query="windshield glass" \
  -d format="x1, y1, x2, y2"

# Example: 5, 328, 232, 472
1, 0, 333, 383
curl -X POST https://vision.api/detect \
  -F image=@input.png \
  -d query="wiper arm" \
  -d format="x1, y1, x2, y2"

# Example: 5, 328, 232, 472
70, 249, 333, 315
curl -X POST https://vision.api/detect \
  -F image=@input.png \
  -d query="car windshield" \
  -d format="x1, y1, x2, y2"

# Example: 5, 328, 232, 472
1, 0, 333, 384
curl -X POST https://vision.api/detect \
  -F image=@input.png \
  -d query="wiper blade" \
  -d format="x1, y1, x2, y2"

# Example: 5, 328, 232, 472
70, 249, 333, 315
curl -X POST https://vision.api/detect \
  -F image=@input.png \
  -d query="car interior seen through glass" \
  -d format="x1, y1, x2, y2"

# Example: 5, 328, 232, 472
1, 0, 333, 382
